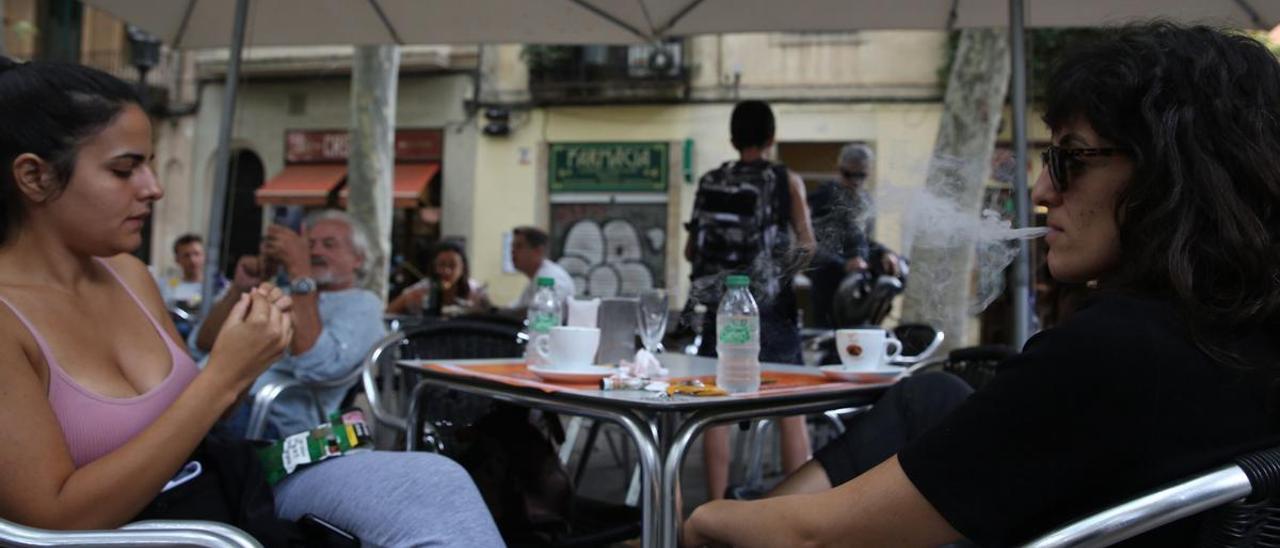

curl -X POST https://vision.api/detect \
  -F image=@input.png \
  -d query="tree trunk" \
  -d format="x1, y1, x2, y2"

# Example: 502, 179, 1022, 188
347, 45, 399, 300
899, 29, 1011, 352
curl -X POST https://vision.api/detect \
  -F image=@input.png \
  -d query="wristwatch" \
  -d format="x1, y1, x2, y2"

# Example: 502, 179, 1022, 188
290, 276, 317, 295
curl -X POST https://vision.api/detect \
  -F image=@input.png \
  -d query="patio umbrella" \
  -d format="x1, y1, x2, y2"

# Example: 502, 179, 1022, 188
83, 0, 1280, 350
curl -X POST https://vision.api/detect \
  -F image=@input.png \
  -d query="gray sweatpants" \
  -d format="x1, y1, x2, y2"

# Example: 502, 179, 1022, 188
273, 451, 504, 548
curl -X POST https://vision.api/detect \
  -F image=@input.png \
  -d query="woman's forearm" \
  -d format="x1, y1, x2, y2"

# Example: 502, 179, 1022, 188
687, 496, 827, 548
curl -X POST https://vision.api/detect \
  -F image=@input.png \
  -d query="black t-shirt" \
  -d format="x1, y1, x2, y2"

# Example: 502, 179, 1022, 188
899, 294, 1280, 546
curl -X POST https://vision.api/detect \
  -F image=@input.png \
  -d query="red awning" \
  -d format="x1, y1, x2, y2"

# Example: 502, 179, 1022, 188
255, 164, 347, 206
339, 162, 439, 208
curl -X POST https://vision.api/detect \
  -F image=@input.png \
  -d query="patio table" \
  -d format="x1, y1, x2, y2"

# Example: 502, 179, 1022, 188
397, 353, 896, 548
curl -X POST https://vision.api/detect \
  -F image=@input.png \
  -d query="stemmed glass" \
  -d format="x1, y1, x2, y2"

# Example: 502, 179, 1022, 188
636, 289, 669, 354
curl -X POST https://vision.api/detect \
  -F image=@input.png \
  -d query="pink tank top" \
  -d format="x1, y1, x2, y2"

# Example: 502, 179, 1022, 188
0, 259, 199, 468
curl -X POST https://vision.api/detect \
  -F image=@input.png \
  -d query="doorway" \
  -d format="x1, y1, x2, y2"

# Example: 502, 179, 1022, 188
219, 150, 265, 279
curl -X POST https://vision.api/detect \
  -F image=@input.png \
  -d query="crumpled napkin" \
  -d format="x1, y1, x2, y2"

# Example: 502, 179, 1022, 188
618, 349, 669, 378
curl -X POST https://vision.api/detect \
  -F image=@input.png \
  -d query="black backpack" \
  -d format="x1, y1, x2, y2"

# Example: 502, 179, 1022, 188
686, 160, 792, 302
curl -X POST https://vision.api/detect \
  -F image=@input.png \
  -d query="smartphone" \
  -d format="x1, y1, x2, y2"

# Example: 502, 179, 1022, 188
272, 206, 304, 233
297, 513, 359, 547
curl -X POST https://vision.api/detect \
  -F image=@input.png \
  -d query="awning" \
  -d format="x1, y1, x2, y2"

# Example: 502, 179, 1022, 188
339, 163, 439, 208
255, 164, 347, 206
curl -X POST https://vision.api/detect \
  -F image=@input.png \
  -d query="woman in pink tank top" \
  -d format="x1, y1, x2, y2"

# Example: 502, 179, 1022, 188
0, 61, 506, 548
0, 59, 293, 530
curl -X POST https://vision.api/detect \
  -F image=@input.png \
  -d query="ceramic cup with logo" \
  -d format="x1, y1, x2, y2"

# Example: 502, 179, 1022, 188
835, 328, 903, 370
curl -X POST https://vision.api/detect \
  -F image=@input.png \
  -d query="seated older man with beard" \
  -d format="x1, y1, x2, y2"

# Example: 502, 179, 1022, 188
195, 209, 385, 438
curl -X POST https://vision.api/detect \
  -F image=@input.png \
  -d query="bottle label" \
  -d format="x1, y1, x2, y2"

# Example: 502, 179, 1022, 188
719, 318, 754, 345
530, 312, 560, 333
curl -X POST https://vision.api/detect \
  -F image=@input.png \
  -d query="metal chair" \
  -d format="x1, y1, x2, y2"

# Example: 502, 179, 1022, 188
360, 317, 526, 447
0, 516, 260, 547
244, 360, 369, 440
890, 323, 946, 365
1027, 445, 1280, 547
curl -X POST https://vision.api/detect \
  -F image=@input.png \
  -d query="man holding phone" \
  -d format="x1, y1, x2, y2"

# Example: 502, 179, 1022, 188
194, 209, 385, 438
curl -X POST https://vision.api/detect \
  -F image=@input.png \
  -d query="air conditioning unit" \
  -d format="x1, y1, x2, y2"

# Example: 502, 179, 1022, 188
627, 40, 682, 78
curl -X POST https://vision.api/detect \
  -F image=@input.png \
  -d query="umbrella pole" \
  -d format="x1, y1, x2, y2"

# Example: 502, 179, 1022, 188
1009, 0, 1032, 349
199, 0, 250, 317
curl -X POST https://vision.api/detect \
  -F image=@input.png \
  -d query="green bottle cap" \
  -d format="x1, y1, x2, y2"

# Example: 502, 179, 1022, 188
725, 275, 750, 288
537, 277, 555, 287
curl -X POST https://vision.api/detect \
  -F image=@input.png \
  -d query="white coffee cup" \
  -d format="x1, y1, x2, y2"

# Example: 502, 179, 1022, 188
535, 326, 601, 369
835, 328, 903, 370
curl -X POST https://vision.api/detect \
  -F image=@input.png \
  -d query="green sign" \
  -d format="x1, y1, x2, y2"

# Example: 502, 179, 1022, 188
549, 142, 668, 192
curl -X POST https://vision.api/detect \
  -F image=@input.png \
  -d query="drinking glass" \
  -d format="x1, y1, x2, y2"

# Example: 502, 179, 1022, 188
636, 289, 668, 353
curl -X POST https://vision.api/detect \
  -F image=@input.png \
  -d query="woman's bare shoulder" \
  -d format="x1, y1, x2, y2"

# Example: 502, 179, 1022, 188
0, 296, 44, 384
101, 255, 165, 299
101, 253, 153, 281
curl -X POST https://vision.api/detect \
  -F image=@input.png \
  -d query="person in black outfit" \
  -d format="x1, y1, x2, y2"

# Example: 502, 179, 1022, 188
683, 23, 1280, 547
807, 144, 903, 327
685, 100, 818, 500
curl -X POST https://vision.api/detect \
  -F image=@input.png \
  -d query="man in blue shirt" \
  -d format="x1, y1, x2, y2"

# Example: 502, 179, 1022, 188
195, 209, 385, 437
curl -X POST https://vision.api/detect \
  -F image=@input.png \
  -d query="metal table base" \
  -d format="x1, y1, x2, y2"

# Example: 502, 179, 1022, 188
401, 365, 889, 548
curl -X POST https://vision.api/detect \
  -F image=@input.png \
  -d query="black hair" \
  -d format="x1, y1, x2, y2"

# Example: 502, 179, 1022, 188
429, 239, 472, 299
0, 59, 142, 245
730, 100, 776, 151
1043, 23, 1280, 363
513, 226, 549, 249
172, 233, 203, 254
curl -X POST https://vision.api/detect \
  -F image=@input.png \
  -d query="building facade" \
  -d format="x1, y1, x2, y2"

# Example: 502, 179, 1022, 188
9, 2, 1039, 329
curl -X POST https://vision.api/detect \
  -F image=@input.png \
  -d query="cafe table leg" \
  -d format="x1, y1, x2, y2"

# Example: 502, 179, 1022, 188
403, 376, 667, 547
660, 396, 868, 547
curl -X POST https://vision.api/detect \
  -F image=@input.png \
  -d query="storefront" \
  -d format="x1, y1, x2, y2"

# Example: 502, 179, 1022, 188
545, 141, 688, 299
254, 128, 444, 288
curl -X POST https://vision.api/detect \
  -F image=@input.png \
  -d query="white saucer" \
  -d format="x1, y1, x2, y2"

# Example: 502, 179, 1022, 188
528, 365, 616, 383
819, 365, 905, 383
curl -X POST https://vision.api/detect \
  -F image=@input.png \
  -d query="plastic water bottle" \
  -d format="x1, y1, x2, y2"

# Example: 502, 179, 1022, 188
716, 275, 760, 393
524, 277, 562, 367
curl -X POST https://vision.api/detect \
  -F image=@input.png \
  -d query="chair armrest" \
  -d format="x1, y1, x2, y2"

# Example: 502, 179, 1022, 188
361, 331, 409, 434
124, 520, 262, 547
0, 516, 260, 547
891, 330, 946, 365
246, 361, 368, 439
1025, 465, 1251, 547
245, 378, 308, 439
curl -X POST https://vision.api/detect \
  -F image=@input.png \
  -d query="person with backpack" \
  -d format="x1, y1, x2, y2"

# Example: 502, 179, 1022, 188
685, 100, 817, 500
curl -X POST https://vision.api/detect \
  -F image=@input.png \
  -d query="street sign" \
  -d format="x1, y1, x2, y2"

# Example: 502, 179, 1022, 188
549, 142, 668, 192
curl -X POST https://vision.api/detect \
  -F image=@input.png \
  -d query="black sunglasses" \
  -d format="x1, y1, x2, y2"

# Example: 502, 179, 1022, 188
1040, 145, 1127, 192
840, 169, 868, 181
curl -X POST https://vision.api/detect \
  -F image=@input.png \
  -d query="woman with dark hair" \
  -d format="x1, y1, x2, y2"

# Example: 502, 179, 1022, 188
386, 240, 491, 315
683, 23, 1280, 547
0, 60, 501, 546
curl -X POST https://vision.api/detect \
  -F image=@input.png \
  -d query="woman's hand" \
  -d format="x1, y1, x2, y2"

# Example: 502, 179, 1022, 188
251, 282, 292, 314
206, 291, 293, 393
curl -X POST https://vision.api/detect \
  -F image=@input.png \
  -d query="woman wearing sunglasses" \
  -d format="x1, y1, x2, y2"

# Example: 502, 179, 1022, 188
683, 23, 1280, 547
